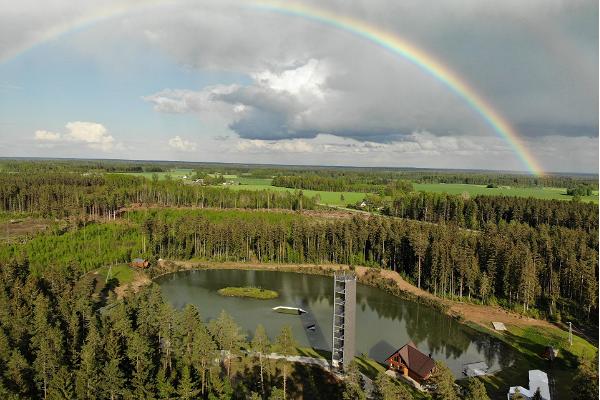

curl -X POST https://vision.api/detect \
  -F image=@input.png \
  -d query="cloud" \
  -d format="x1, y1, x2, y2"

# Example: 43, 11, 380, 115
34, 130, 61, 141
4, 0, 598, 172
34, 121, 115, 151
168, 136, 197, 152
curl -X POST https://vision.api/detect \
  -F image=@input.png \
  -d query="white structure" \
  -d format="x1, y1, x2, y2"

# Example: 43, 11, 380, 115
507, 370, 550, 400
492, 321, 507, 331
463, 361, 489, 377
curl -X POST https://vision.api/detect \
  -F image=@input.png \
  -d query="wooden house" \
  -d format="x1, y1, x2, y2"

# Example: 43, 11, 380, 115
384, 341, 435, 382
131, 258, 149, 268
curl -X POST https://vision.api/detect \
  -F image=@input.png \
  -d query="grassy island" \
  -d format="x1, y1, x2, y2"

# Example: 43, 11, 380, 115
217, 286, 279, 300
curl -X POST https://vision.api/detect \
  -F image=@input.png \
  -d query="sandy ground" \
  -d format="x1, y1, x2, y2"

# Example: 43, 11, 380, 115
156, 260, 555, 332
370, 268, 555, 330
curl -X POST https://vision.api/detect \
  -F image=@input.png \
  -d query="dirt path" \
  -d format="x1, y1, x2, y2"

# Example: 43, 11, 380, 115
158, 260, 555, 332
370, 268, 555, 330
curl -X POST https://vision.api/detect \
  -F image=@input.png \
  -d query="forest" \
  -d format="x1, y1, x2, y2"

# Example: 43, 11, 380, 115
381, 191, 598, 231
3, 159, 597, 189
0, 173, 315, 217
271, 171, 598, 191
0, 160, 597, 399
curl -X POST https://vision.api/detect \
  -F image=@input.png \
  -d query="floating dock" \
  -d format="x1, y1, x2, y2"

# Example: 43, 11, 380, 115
272, 306, 307, 315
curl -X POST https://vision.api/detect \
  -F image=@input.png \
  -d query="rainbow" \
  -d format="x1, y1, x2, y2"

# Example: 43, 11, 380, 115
1, 0, 544, 175
253, 1, 543, 175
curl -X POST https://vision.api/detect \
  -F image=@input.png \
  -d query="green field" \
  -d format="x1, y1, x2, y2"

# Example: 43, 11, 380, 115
227, 183, 365, 206
414, 183, 599, 203
115, 168, 194, 180
96, 264, 136, 285
118, 171, 598, 204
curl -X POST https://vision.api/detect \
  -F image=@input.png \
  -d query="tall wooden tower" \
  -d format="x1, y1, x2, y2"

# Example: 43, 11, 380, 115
331, 271, 356, 371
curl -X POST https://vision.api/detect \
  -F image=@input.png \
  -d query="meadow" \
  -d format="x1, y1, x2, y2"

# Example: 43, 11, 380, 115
413, 183, 599, 203
117, 170, 599, 204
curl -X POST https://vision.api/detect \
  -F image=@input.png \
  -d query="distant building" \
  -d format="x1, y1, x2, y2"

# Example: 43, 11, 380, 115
130, 258, 149, 268
507, 370, 551, 400
385, 342, 435, 382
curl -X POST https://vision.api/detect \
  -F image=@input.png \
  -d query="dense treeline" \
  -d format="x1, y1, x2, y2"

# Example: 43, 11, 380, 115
0, 258, 358, 399
382, 192, 598, 231
9, 208, 591, 321
272, 175, 388, 193
271, 171, 598, 190
130, 211, 597, 319
0, 173, 315, 217
2, 159, 597, 189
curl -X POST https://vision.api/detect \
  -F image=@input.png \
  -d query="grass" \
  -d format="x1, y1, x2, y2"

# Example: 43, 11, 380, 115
115, 168, 194, 181
505, 324, 597, 362
96, 264, 136, 285
464, 320, 598, 400
224, 182, 366, 206
414, 183, 598, 203
230, 176, 598, 204
116, 170, 598, 203
217, 286, 279, 300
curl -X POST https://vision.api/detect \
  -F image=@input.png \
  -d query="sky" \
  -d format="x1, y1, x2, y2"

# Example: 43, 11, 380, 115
0, 0, 597, 173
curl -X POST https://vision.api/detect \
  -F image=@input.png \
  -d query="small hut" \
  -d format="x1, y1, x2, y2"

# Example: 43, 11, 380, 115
130, 258, 149, 268
385, 341, 435, 382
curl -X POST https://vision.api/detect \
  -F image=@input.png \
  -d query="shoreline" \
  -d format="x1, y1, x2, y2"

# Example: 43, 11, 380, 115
148, 260, 565, 337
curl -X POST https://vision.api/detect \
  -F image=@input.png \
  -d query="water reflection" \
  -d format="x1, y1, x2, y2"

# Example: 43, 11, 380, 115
156, 269, 516, 376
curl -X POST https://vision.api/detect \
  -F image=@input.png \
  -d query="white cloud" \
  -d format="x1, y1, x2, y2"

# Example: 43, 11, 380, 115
34, 130, 61, 141
64, 121, 114, 151
33, 121, 115, 151
168, 136, 197, 152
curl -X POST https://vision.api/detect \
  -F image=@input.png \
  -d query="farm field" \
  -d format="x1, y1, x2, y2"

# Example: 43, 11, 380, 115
227, 181, 366, 206
117, 170, 598, 204
114, 168, 194, 180
413, 183, 599, 203
231, 177, 598, 204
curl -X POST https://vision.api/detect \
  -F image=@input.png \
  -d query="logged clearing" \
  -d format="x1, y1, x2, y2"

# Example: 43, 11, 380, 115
0, 218, 50, 241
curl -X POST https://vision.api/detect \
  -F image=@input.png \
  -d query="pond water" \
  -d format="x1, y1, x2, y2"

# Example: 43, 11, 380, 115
156, 269, 518, 377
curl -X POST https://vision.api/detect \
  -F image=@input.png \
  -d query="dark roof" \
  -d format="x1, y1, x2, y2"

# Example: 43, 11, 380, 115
385, 341, 435, 379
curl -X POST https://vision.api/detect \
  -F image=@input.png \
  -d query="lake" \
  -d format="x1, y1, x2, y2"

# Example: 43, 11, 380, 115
156, 269, 518, 377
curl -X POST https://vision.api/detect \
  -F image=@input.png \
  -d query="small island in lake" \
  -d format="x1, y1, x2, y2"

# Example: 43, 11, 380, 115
217, 286, 279, 300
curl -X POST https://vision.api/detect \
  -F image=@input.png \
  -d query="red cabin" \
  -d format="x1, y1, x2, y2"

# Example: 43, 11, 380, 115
130, 258, 149, 268
384, 341, 435, 382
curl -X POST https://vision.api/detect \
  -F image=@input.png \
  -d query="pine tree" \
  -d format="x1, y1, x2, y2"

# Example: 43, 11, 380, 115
177, 366, 199, 400
463, 377, 489, 400
75, 324, 102, 400
101, 330, 125, 400
156, 367, 176, 400
372, 371, 413, 400
429, 361, 458, 400
343, 361, 366, 400
209, 310, 246, 379
274, 326, 297, 400
251, 324, 271, 397
192, 322, 217, 396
